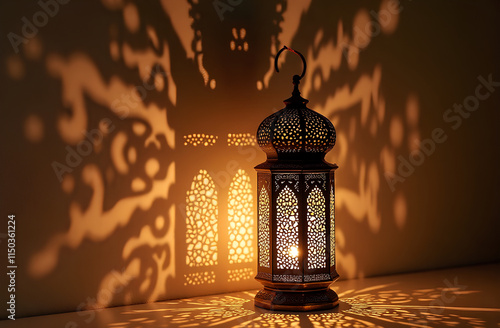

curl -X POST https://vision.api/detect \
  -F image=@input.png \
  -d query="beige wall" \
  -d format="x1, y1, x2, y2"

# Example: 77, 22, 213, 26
1, 0, 499, 320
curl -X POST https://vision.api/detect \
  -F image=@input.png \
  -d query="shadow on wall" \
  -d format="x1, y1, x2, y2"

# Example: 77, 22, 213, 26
1, 0, 500, 320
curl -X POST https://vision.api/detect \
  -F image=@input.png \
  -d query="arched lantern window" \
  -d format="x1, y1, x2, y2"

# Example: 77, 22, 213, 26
254, 46, 339, 311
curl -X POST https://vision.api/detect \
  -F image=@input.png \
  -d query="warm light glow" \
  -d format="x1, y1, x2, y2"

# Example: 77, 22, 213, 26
185, 170, 218, 268
10, 0, 430, 313
276, 185, 299, 270
227, 133, 256, 146
230, 28, 249, 52
24, 114, 44, 143
227, 170, 254, 264
289, 246, 299, 258
272, 109, 303, 150
258, 186, 270, 268
306, 186, 327, 269
227, 268, 254, 282
330, 185, 335, 267
235, 313, 300, 328
183, 134, 218, 146
304, 110, 332, 151
116, 280, 497, 327
184, 271, 215, 286
29, 162, 176, 279
123, 3, 140, 33
159, 295, 254, 327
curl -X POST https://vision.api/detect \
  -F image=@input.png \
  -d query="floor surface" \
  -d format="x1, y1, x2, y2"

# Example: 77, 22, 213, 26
2, 263, 500, 327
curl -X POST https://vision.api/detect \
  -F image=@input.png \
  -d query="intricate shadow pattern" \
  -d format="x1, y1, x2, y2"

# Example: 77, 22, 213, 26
0, 0, 436, 317
111, 281, 500, 328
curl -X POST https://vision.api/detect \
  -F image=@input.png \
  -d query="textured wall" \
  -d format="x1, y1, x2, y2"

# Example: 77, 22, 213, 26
1, 0, 499, 320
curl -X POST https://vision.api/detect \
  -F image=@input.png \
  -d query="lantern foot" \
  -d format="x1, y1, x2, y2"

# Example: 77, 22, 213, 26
254, 287, 338, 311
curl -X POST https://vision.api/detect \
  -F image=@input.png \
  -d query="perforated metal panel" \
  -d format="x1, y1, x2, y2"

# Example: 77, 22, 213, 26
307, 186, 327, 270
254, 47, 340, 311
258, 186, 271, 268
276, 185, 300, 270
257, 106, 336, 158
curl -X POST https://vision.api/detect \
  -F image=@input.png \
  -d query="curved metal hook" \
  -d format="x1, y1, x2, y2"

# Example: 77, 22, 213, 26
274, 46, 307, 80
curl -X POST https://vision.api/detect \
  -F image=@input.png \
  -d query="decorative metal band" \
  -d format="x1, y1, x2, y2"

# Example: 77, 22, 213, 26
273, 274, 303, 282
304, 273, 331, 282
305, 173, 327, 191
255, 289, 274, 301
274, 173, 300, 192
274, 290, 334, 304
256, 271, 272, 280
275, 173, 300, 181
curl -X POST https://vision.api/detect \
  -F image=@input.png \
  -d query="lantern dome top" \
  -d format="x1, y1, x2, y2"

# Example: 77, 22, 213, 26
256, 47, 336, 161
256, 95, 336, 160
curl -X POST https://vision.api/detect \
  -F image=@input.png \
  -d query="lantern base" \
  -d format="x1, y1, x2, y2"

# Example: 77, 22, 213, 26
254, 287, 338, 311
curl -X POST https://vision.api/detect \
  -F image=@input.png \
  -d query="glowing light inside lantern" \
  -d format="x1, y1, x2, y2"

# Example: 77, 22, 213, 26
289, 246, 299, 258
254, 46, 339, 311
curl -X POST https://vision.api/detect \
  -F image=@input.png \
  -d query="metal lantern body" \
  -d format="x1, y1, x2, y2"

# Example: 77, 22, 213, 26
254, 50, 338, 311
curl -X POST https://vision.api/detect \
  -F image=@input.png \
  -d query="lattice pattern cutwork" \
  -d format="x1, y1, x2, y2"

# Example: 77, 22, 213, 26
184, 271, 216, 286
228, 170, 254, 264
273, 274, 303, 282
227, 133, 256, 146
256, 106, 336, 157
330, 185, 335, 267
276, 185, 299, 270
304, 273, 331, 282
307, 187, 327, 269
227, 268, 254, 282
257, 114, 277, 147
186, 170, 218, 267
183, 134, 218, 146
273, 108, 303, 152
258, 186, 270, 268
304, 109, 335, 152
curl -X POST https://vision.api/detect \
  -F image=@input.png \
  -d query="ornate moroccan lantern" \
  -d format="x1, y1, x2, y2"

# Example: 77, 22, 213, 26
254, 46, 339, 311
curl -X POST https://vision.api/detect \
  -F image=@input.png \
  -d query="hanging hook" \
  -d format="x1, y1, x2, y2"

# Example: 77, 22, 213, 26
274, 45, 307, 80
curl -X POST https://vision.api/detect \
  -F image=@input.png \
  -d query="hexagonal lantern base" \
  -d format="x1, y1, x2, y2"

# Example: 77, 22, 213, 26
254, 287, 339, 311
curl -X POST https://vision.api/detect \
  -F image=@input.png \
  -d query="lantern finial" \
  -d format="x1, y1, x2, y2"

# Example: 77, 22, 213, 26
256, 47, 336, 161
274, 46, 307, 80
275, 46, 309, 106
